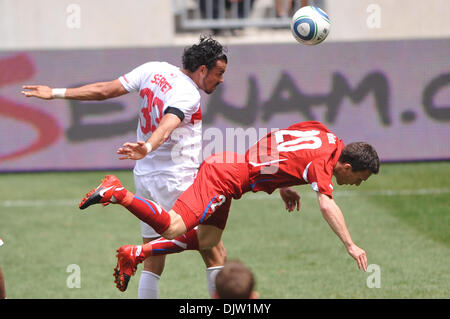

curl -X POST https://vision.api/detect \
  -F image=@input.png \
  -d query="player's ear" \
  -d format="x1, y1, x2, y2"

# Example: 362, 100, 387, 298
343, 163, 353, 171
198, 64, 208, 76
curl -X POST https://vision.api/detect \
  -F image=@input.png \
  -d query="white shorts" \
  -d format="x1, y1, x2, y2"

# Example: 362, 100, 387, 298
134, 170, 197, 239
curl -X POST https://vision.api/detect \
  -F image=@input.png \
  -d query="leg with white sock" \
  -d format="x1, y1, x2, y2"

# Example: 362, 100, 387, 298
139, 232, 226, 298
205, 266, 224, 297
138, 236, 166, 299
138, 255, 166, 299
112, 206, 195, 292
138, 269, 161, 299
130, 174, 225, 298
148, 225, 226, 297
133, 175, 169, 299
82, 175, 230, 294
200, 241, 227, 297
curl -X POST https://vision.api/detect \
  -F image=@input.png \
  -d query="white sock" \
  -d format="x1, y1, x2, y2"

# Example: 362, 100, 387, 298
206, 266, 224, 298
138, 270, 160, 299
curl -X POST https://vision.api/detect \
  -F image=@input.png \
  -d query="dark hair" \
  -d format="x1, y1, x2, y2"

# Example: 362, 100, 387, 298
215, 260, 255, 299
339, 142, 380, 174
182, 35, 228, 72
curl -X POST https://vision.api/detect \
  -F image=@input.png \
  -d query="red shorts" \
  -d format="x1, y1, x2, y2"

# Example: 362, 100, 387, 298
172, 152, 250, 231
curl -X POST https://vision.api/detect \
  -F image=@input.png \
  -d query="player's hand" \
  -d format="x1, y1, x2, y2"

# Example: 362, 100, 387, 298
117, 141, 148, 160
346, 244, 367, 272
21, 85, 53, 99
279, 187, 301, 212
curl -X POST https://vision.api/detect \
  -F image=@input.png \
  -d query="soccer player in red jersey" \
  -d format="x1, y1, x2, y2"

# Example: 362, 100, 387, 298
80, 121, 380, 292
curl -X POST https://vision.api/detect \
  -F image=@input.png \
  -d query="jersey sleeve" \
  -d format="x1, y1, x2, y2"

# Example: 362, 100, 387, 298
304, 158, 335, 198
118, 62, 154, 93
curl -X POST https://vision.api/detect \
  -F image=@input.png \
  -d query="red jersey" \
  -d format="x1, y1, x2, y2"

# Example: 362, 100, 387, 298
245, 121, 344, 198
173, 121, 345, 231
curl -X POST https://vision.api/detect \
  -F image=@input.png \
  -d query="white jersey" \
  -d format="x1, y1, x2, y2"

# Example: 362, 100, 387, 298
119, 62, 202, 175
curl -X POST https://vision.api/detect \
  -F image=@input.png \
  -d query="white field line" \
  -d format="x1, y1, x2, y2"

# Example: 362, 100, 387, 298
0, 188, 448, 208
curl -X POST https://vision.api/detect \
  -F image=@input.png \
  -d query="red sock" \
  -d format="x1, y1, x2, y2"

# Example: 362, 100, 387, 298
142, 228, 199, 257
113, 190, 171, 235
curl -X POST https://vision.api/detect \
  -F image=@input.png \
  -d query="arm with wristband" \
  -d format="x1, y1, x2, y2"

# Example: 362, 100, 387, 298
22, 79, 128, 100
117, 113, 182, 160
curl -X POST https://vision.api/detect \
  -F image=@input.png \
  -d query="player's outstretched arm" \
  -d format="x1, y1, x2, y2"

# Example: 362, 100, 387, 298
279, 187, 301, 212
316, 192, 367, 271
22, 79, 128, 101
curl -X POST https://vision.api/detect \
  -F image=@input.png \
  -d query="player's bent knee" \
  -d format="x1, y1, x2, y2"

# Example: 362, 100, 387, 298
199, 238, 220, 249
161, 227, 180, 240
161, 210, 187, 239
197, 226, 223, 249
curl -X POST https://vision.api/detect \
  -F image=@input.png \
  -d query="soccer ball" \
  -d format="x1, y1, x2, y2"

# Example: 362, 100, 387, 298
291, 6, 331, 45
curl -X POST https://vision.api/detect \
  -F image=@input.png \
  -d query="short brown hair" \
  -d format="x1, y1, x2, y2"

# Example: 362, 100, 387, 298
339, 142, 380, 174
182, 35, 228, 72
215, 260, 255, 299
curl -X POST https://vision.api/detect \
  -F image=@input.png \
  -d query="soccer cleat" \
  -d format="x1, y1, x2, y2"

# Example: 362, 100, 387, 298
113, 245, 145, 292
79, 175, 123, 210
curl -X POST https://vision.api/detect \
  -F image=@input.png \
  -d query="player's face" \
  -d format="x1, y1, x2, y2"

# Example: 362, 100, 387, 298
335, 165, 371, 186
201, 59, 226, 94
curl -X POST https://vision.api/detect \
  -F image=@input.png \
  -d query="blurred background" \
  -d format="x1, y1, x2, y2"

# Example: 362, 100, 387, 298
2, 0, 450, 48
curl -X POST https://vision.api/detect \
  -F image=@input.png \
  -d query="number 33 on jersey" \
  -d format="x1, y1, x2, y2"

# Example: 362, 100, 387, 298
119, 61, 203, 174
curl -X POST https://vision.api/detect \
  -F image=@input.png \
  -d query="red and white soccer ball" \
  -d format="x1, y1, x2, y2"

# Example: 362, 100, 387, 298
291, 6, 331, 45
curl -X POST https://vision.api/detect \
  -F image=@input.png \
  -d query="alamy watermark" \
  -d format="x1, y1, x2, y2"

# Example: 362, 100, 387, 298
366, 4, 381, 29
168, 126, 339, 176
66, 4, 81, 29
171, 126, 280, 167
366, 264, 381, 288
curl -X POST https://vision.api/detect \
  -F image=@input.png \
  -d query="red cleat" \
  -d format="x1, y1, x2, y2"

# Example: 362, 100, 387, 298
79, 175, 123, 210
113, 245, 145, 292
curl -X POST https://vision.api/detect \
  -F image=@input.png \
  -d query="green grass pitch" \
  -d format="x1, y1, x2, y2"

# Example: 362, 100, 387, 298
0, 162, 449, 298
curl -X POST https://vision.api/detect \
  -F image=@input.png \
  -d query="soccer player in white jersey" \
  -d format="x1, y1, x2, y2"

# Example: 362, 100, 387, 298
22, 35, 228, 298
